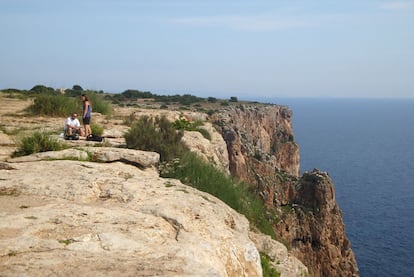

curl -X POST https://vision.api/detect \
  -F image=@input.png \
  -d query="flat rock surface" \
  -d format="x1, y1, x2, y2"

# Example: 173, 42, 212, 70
0, 160, 262, 276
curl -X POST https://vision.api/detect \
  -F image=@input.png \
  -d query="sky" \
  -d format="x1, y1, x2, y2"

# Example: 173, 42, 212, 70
1, 0, 413, 99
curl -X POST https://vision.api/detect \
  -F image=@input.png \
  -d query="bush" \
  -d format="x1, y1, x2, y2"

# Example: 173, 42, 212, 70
28, 94, 78, 117
124, 115, 187, 162
91, 124, 104, 136
12, 132, 65, 157
173, 117, 211, 140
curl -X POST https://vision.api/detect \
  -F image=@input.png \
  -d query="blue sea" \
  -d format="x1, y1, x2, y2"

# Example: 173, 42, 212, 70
270, 98, 414, 277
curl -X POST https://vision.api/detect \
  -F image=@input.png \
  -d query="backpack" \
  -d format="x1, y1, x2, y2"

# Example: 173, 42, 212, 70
86, 134, 104, 142
64, 134, 79, 140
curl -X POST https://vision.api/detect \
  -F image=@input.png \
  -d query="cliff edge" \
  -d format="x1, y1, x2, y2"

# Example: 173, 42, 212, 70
213, 104, 359, 277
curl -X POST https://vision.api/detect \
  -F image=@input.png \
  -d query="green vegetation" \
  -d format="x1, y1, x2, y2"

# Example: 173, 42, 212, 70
125, 115, 276, 238
173, 116, 211, 140
91, 124, 104, 136
85, 92, 113, 117
12, 132, 66, 157
58, 239, 74, 245
111, 90, 206, 106
229, 96, 238, 102
27, 94, 78, 117
260, 252, 281, 277
124, 115, 187, 162
19, 87, 113, 118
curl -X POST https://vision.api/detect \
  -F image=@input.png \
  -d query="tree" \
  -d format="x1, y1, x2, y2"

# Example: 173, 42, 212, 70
72, 85, 84, 91
30, 85, 55, 94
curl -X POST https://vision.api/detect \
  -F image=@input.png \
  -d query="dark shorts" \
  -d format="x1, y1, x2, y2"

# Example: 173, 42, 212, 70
82, 117, 91, 125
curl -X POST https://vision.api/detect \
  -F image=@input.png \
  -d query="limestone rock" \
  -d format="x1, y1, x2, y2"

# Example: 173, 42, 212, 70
213, 105, 300, 178
182, 122, 229, 174
275, 170, 359, 277
0, 131, 14, 146
0, 160, 262, 276
214, 104, 359, 277
250, 232, 308, 277
7, 148, 160, 170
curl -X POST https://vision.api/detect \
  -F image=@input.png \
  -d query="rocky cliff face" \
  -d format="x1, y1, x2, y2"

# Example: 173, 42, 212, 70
213, 104, 359, 277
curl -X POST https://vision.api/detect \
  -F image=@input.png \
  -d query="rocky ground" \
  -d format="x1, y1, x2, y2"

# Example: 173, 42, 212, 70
0, 94, 308, 276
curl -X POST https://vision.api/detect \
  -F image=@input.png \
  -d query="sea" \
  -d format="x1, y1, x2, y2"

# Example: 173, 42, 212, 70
264, 98, 414, 277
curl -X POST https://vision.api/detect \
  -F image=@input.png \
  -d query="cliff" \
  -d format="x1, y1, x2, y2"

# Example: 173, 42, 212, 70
0, 95, 357, 276
0, 95, 308, 276
213, 104, 359, 277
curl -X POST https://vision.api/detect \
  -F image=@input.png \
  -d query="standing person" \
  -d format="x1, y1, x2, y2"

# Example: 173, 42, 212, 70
81, 94, 92, 137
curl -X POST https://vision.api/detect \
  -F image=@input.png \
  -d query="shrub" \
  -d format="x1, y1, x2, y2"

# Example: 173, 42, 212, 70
123, 112, 138, 126
12, 132, 65, 157
91, 124, 104, 136
173, 117, 211, 140
124, 115, 187, 162
28, 94, 78, 117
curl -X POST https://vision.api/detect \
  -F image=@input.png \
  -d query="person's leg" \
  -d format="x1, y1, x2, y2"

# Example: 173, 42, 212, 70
86, 124, 92, 137
83, 117, 91, 137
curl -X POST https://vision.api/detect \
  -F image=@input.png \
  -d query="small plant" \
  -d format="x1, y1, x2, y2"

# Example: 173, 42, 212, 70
58, 239, 75, 245
91, 124, 104, 136
164, 181, 175, 187
260, 252, 280, 277
8, 251, 17, 257
12, 132, 65, 157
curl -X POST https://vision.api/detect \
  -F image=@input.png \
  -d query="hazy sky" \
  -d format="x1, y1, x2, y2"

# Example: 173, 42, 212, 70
1, 0, 413, 98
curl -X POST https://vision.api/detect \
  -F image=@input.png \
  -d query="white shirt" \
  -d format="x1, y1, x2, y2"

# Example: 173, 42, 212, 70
64, 117, 81, 130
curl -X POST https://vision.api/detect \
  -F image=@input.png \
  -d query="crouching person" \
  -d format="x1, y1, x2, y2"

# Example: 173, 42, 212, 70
64, 112, 83, 139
